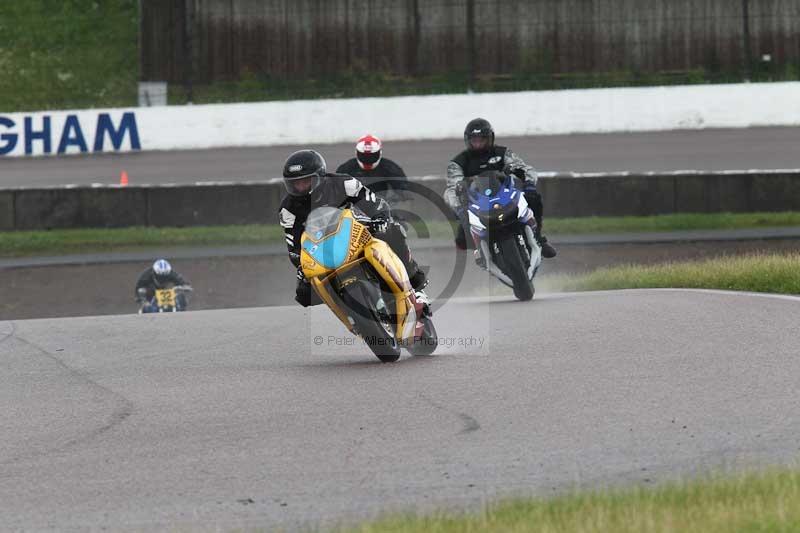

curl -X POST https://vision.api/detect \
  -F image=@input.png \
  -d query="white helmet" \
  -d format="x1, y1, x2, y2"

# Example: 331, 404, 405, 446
153, 259, 172, 277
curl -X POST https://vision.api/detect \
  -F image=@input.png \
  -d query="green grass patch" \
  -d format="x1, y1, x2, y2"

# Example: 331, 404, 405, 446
0, 225, 284, 257
412, 212, 800, 240
0, 0, 138, 112
2, 211, 800, 258
543, 212, 800, 235
345, 468, 800, 533
558, 253, 800, 295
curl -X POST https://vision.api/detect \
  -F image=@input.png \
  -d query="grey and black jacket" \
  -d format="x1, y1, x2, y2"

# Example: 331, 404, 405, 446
444, 145, 538, 210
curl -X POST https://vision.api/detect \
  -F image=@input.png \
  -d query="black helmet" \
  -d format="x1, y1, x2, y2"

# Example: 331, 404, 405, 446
282, 149, 326, 196
464, 118, 494, 152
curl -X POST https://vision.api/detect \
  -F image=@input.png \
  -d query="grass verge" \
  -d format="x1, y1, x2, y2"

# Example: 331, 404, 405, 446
541, 212, 800, 235
0, 0, 138, 112
345, 468, 800, 533
558, 253, 800, 295
2, 212, 800, 258
0, 225, 284, 257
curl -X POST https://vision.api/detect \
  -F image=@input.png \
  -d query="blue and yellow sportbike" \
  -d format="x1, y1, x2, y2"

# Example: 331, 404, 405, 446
300, 206, 437, 362
463, 170, 542, 301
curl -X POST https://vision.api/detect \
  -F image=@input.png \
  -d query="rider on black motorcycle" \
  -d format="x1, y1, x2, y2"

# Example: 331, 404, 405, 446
335, 134, 410, 202
444, 117, 557, 259
278, 149, 429, 308
134, 259, 192, 312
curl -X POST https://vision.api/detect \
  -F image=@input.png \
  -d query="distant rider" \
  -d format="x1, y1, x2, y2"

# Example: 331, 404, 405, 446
278, 149, 429, 308
134, 259, 192, 312
444, 117, 557, 259
335, 134, 410, 202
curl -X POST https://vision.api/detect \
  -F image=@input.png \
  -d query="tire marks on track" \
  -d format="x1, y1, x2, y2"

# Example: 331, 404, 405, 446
419, 393, 481, 435
0, 328, 134, 466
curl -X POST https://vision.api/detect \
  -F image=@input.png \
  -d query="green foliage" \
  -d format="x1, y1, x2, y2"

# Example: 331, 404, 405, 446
559, 253, 800, 295
545, 212, 800, 235
2, 211, 800, 258
0, 225, 284, 257
0, 0, 138, 112
345, 469, 800, 533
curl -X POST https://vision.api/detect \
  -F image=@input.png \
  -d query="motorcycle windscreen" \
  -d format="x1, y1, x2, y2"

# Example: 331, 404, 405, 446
469, 173, 504, 199
302, 207, 354, 269
467, 173, 517, 217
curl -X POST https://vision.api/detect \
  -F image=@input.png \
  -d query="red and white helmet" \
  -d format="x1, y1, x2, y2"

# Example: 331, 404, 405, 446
355, 134, 382, 170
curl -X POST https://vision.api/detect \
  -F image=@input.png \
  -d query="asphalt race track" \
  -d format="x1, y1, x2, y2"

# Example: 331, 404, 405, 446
2, 289, 799, 531
2, 127, 800, 187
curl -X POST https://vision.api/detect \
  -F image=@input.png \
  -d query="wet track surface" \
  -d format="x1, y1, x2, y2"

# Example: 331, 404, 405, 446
3, 235, 800, 320
1, 290, 799, 530
3, 126, 800, 529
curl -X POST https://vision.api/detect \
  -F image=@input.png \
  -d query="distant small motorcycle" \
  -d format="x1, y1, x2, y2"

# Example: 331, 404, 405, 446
137, 286, 193, 314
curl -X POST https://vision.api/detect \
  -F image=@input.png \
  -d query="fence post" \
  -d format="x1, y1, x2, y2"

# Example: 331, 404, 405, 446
466, 0, 476, 89
183, 0, 194, 102
742, 0, 752, 80
138, 0, 143, 85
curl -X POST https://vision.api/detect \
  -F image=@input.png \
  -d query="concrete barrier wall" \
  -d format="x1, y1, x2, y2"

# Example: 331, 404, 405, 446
13, 188, 149, 230
0, 191, 14, 230
3, 82, 800, 158
4, 170, 800, 230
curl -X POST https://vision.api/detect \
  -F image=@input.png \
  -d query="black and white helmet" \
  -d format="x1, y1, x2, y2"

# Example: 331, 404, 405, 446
282, 149, 326, 196
152, 259, 172, 281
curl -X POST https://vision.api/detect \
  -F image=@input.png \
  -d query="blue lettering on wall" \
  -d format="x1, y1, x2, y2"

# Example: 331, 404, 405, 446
0, 111, 142, 156
0, 117, 18, 156
94, 112, 141, 152
25, 116, 52, 155
57, 114, 88, 154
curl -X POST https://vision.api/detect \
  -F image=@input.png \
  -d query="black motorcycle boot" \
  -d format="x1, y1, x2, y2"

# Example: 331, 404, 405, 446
407, 263, 432, 316
409, 268, 427, 291
537, 234, 557, 259
474, 249, 487, 269
534, 222, 557, 258
454, 221, 471, 250
527, 196, 556, 259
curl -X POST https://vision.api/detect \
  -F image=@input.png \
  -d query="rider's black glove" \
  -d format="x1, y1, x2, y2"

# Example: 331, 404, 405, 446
523, 180, 537, 194
370, 215, 389, 234
455, 180, 467, 200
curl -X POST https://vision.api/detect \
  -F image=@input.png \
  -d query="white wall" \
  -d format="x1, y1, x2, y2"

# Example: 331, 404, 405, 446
2, 82, 799, 158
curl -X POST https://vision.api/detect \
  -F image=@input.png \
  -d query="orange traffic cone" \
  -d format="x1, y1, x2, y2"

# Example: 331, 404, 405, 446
119, 170, 129, 186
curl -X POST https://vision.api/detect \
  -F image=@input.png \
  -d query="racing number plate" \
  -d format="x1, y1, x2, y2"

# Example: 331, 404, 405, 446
155, 289, 176, 308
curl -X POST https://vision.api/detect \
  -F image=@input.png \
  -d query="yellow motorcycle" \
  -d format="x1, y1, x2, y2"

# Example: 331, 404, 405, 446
137, 286, 192, 313
301, 206, 437, 362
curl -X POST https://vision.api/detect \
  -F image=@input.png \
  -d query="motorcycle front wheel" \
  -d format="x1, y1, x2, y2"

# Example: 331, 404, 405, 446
341, 280, 401, 363
497, 236, 534, 301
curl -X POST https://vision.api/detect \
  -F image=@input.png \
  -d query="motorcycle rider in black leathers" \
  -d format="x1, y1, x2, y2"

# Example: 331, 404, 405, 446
335, 134, 410, 202
444, 118, 557, 259
278, 149, 429, 308
134, 259, 192, 312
